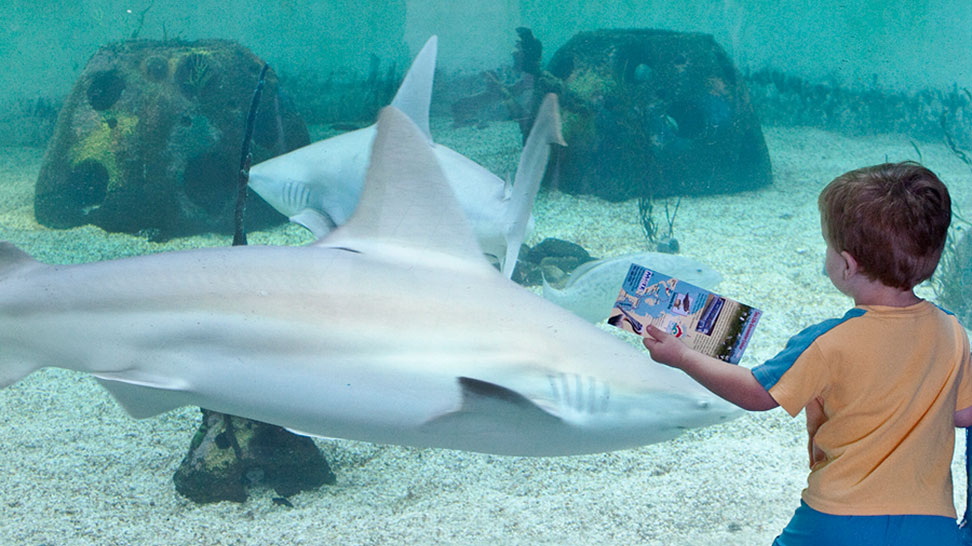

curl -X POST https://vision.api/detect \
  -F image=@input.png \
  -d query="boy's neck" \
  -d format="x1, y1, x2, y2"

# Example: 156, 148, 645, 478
851, 281, 921, 308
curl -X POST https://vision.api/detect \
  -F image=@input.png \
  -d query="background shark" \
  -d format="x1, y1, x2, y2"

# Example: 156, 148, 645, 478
0, 106, 738, 457
543, 251, 724, 323
248, 36, 562, 277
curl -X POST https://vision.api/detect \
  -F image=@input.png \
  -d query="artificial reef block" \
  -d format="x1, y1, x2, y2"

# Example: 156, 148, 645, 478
545, 29, 772, 201
35, 39, 309, 238
173, 409, 335, 504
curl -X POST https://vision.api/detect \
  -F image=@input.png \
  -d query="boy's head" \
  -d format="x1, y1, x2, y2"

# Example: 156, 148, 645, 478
818, 161, 951, 290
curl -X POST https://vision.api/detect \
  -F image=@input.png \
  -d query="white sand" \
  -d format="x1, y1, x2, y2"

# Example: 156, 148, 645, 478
1, 123, 971, 545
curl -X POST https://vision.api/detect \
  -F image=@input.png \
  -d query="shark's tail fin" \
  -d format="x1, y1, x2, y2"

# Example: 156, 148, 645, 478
0, 242, 46, 388
502, 94, 565, 278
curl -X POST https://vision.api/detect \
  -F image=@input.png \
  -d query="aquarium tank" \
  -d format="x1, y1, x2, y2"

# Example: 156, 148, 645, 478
0, 1, 971, 544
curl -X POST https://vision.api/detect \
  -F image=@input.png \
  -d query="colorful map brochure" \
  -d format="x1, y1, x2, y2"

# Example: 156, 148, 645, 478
607, 263, 762, 364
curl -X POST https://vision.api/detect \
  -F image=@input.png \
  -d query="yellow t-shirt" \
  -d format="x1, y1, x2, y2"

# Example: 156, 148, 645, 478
752, 301, 972, 517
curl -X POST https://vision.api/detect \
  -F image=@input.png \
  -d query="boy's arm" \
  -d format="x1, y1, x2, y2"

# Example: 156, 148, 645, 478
642, 324, 778, 411
806, 397, 827, 468
956, 405, 972, 428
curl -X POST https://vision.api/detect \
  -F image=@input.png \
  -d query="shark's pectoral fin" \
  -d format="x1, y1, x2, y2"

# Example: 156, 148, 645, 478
290, 209, 337, 239
94, 378, 190, 419
422, 376, 563, 432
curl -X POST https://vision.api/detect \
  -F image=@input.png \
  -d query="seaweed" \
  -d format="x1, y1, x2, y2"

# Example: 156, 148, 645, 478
933, 117, 972, 323
180, 52, 213, 95
935, 227, 972, 325
129, 0, 155, 39
233, 62, 270, 246
638, 195, 681, 253
745, 70, 972, 148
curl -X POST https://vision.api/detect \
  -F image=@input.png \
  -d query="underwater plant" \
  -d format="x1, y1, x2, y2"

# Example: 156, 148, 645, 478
936, 112, 972, 325
179, 52, 213, 96
935, 227, 972, 326
638, 195, 681, 253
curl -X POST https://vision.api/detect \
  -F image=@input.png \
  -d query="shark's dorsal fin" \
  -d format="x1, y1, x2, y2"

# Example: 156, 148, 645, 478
320, 106, 486, 265
390, 36, 436, 143
501, 94, 565, 278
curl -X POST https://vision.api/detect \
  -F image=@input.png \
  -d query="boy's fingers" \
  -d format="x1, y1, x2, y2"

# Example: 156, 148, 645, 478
644, 324, 665, 339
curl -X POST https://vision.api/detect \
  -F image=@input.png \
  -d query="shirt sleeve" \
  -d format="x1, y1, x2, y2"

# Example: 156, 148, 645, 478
955, 334, 972, 412
766, 342, 829, 417
752, 310, 865, 417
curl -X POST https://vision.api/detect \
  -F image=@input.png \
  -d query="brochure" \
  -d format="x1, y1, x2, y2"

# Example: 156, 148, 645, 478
607, 263, 761, 364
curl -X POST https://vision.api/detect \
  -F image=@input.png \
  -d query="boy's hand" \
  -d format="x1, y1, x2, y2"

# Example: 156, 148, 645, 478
642, 324, 689, 368
644, 324, 779, 411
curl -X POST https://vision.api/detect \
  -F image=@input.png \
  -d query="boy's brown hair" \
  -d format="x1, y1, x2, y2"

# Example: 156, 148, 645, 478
818, 161, 951, 290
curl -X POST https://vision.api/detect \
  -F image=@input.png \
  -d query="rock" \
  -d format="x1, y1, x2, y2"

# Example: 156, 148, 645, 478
542, 29, 772, 201
450, 28, 542, 131
511, 237, 593, 287
526, 237, 591, 264
35, 39, 309, 238
173, 409, 335, 504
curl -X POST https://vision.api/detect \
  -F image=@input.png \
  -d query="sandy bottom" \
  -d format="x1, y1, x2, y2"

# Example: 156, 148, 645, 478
1, 122, 971, 545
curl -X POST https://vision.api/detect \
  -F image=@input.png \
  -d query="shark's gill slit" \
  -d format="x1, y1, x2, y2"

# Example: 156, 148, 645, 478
548, 373, 609, 414
547, 374, 561, 404
587, 376, 597, 414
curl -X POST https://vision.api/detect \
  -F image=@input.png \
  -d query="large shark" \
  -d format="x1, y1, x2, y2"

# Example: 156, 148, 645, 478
248, 36, 561, 278
0, 106, 738, 457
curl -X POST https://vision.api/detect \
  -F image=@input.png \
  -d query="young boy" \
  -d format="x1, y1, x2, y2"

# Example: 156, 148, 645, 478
642, 162, 972, 545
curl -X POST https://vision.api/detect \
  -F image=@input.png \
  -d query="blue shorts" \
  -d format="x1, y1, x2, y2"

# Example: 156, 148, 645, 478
772, 501, 960, 546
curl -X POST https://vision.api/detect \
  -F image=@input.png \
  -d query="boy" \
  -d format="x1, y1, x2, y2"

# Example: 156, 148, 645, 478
642, 162, 972, 545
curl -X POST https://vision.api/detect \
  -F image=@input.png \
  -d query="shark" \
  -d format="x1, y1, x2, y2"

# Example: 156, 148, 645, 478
0, 106, 739, 457
543, 252, 723, 323
248, 36, 562, 278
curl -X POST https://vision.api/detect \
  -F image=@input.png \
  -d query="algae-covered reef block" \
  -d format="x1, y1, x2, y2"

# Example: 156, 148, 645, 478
35, 39, 310, 237
173, 409, 335, 504
545, 29, 772, 201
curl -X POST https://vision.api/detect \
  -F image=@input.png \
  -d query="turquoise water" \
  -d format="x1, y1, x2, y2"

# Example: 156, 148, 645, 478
1, 2, 971, 544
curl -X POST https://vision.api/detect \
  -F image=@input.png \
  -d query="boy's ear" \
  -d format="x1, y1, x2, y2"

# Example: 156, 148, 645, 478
839, 250, 859, 279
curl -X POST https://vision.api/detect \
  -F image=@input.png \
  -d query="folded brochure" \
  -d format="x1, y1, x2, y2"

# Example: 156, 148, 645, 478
607, 263, 761, 364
